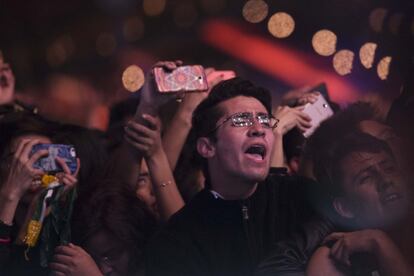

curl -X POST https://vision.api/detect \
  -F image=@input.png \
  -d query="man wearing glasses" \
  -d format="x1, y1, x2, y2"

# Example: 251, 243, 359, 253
146, 77, 315, 276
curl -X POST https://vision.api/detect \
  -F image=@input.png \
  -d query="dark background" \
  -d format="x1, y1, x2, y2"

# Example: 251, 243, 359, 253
0, 0, 412, 128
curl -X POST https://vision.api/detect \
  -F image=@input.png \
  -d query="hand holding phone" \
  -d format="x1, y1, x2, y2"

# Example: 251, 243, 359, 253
301, 94, 334, 138
30, 144, 78, 174
153, 65, 209, 93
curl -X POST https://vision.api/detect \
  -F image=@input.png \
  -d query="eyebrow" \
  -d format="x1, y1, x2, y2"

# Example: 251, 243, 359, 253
351, 157, 394, 184
352, 166, 374, 185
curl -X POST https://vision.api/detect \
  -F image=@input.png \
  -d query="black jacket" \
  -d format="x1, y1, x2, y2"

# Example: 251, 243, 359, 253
145, 171, 316, 276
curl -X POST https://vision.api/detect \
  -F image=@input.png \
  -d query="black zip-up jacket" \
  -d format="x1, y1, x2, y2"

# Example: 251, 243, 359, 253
145, 170, 316, 276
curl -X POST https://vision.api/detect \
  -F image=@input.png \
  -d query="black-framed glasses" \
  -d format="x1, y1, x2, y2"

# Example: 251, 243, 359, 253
210, 112, 279, 134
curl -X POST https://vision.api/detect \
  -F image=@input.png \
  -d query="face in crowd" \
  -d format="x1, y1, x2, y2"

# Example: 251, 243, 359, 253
334, 148, 410, 230
198, 95, 275, 184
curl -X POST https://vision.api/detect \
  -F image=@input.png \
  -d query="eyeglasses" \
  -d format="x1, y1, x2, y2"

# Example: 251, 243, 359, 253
210, 112, 279, 133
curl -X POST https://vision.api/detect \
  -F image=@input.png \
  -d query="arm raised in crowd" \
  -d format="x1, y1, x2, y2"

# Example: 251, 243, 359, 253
271, 105, 312, 168
162, 68, 224, 170
125, 113, 184, 222
0, 138, 78, 269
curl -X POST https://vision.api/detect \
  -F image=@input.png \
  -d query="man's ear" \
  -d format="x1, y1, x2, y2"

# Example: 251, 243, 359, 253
333, 197, 355, 219
197, 137, 216, 158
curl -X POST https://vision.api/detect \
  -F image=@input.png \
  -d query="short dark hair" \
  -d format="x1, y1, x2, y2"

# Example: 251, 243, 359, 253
190, 78, 272, 187
191, 77, 272, 141
314, 131, 393, 198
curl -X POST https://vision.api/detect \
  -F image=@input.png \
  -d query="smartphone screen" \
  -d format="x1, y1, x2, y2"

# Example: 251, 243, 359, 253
31, 144, 77, 174
153, 65, 209, 93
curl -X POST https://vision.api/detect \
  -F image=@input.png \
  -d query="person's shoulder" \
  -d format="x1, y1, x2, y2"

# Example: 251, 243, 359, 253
154, 189, 212, 236
264, 171, 316, 191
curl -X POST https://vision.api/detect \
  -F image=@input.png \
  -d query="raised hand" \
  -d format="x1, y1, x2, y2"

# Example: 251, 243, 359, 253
139, 60, 183, 113
273, 105, 312, 135
1, 139, 48, 199
124, 114, 163, 159
55, 157, 80, 192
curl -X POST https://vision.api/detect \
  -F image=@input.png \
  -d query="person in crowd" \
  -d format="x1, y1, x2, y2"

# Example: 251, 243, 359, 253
145, 77, 316, 276
306, 132, 414, 275
50, 184, 158, 276
0, 112, 79, 275
255, 102, 406, 275
124, 61, 232, 220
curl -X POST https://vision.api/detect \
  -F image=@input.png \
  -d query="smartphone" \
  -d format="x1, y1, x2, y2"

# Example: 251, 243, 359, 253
153, 65, 209, 93
302, 94, 334, 138
30, 144, 78, 174
208, 70, 236, 81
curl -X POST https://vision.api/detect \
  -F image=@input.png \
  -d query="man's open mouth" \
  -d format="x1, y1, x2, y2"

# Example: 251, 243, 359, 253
245, 144, 266, 160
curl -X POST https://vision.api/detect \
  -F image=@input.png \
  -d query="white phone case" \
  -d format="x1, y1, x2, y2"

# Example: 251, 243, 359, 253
302, 94, 334, 138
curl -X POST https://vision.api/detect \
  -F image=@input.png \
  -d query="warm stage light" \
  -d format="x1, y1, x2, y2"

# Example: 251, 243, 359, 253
377, 56, 392, 80
242, 0, 268, 23
333, 50, 354, 76
46, 35, 75, 67
369, 8, 388, 33
201, 19, 360, 104
359, 42, 377, 69
122, 65, 145, 92
312, 30, 337, 56
143, 0, 166, 17
267, 12, 295, 38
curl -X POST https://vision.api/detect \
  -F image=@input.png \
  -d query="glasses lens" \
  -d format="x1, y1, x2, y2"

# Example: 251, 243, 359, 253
232, 112, 253, 127
257, 114, 273, 128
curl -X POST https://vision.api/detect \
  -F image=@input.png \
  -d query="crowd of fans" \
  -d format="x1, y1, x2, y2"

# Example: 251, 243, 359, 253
0, 58, 413, 276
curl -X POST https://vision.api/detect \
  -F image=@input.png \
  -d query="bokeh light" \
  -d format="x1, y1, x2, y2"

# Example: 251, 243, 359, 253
143, 0, 166, 17
359, 42, 377, 69
122, 65, 145, 92
369, 8, 388, 33
242, 0, 268, 24
333, 50, 354, 76
46, 35, 75, 67
267, 12, 295, 38
312, 30, 337, 56
377, 56, 392, 80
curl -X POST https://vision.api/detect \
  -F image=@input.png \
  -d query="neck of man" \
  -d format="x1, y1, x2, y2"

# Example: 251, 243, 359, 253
208, 171, 258, 200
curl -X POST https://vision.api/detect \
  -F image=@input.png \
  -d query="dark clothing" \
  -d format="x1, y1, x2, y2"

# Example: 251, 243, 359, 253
145, 171, 316, 276
255, 217, 381, 276
255, 217, 335, 276
0, 222, 48, 276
